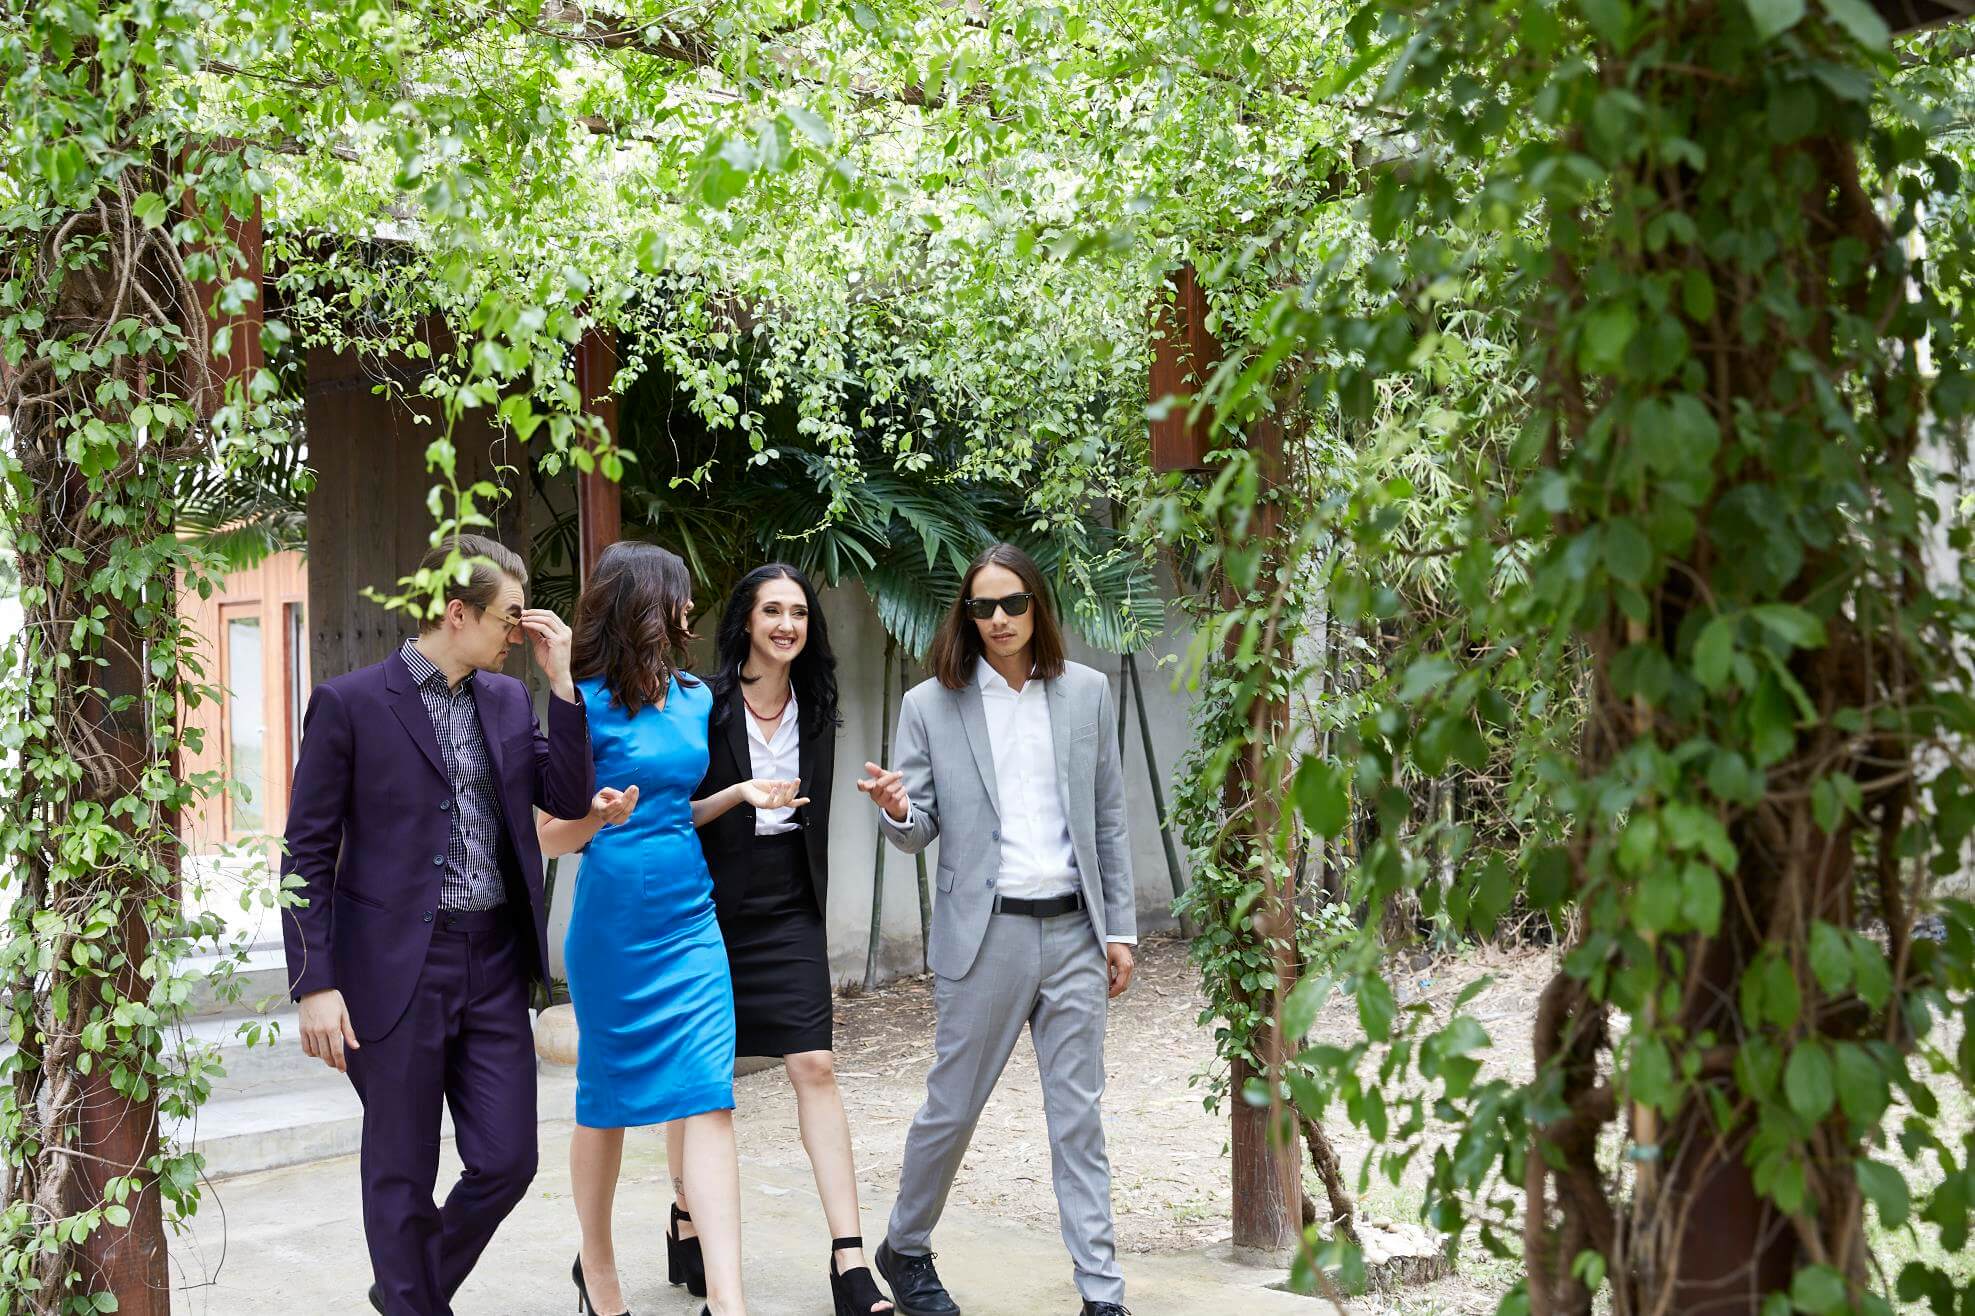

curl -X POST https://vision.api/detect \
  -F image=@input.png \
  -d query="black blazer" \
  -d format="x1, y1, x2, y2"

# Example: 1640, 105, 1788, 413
696, 685, 834, 922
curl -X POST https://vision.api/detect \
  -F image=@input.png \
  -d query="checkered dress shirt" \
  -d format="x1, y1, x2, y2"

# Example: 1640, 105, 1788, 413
400, 640, 508, 911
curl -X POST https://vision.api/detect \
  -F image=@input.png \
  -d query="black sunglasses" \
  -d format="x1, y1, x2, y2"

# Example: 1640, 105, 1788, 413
963, 592, 1034, 620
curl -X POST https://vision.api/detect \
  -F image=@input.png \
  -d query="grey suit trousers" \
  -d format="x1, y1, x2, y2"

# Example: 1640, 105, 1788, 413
886, 908, 1123, 1304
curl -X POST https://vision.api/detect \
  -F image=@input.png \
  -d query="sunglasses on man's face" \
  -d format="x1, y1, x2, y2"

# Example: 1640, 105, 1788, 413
964, 592, 1034, 621
478, 606, 525, 638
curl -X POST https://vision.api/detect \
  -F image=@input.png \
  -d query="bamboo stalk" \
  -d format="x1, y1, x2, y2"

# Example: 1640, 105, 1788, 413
863, 638, 896, 989
1126, 651, 1192, 936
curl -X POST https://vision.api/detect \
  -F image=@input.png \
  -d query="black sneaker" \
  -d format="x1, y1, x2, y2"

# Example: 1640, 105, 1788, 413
1081, 1303, 1130, 1316
874, 1239, 960, 1316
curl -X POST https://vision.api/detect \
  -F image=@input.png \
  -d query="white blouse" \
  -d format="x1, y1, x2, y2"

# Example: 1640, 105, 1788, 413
744, 687, 801, 836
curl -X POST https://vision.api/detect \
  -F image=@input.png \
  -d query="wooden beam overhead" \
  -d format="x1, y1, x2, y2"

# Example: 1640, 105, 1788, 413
1876, 0, 1975, 31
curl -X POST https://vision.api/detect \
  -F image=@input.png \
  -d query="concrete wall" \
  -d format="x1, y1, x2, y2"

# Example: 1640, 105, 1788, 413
547, 580, 1201, 986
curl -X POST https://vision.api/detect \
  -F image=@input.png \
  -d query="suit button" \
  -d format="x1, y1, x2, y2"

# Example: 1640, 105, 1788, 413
992, 829, 1001, 841
432, 855, 444, 866
987, 878, 997, 889
422, 910, 434, 923
440, 800, 452, 813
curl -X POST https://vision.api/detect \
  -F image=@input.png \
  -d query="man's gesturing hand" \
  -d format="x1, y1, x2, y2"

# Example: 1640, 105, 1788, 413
300, 988, 360, 1073
855, 762, 909, 822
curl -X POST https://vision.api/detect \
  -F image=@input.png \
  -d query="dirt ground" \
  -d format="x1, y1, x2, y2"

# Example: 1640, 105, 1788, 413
718, 930, 1558, 1312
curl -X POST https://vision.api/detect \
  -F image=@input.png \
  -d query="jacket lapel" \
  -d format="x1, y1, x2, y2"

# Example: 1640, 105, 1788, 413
956, 681, 1002, 819
471, 675, 509, 786
723, 693, 751, 786
796, 704, 818, 794
385, 652, 447, 784
1046, 676, 1078, 823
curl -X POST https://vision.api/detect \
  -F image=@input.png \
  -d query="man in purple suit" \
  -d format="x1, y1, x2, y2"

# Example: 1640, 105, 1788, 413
281, 533, 596, 1315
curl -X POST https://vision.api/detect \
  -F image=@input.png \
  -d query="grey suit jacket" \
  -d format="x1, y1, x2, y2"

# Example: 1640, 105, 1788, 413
881, 660, 1136, 979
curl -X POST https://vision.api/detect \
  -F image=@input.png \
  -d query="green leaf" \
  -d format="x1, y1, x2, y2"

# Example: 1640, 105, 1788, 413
1604, 517, 1652, 584
1855, 1158, 1910, 1228
1357, 973, 1396, 1040
1680, 864, 1724, 935
1293, 756, 1349, 839
1399, 654, 1457, 702
1579, 302, 1637, 373
1784, 1041, 1835, 1121
1789, 1263, 1847, 1314
786, 105, 835, 148
1821, 0, 1890, 50
1752, 603, 1825, 650
1744, 0, 1807, 41
1807, 921, 1852, 995
1694, 616, 1738, 690
1281, 972, 1334, 1041
1833, 1042, 1890, 1125
132, 192, 169, 229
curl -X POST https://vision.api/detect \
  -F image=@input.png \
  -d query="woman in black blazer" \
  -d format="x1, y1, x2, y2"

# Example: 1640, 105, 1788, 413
671, 564, 893, 1316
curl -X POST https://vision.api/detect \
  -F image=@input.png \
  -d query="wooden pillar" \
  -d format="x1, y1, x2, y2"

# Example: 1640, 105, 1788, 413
1228, 406, 1300, 1254
1157, 262, 1304, 1250
1149, 263, 1218, 475
574, 327, 621, 580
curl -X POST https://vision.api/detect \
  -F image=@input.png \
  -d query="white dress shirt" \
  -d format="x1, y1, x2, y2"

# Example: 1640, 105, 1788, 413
887, 658, 1134, 944
975, 657, 1080, 900
744, 687, 801, 836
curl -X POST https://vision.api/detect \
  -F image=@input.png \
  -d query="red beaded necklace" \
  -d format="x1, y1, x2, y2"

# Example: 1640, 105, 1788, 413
743, 688, 791, 723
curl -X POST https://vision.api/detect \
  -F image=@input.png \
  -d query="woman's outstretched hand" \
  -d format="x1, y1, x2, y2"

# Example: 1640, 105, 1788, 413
590, 785, 640, 826
738, 778, 809, 812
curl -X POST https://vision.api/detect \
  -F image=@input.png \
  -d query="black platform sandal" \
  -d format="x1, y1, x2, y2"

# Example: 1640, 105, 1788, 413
829, 1234, 895, 1315
666, 1202, 707, 1297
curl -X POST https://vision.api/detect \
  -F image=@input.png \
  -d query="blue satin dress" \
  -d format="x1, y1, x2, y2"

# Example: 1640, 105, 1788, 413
565, 673, 736, 1128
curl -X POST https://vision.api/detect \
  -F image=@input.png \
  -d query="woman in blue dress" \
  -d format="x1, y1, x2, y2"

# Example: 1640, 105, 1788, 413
539, 542, 803, 1316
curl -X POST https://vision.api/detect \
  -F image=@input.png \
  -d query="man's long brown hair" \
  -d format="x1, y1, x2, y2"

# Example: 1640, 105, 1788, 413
571, 541, 699, 713
928, 543, 1067, 691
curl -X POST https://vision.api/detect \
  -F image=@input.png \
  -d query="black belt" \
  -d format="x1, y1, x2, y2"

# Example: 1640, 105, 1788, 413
992, 891, 1085, 918
430, 906, 508, 933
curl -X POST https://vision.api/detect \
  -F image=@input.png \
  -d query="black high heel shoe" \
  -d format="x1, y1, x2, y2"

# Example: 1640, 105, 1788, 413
665, 1202, 707, 1297
829, 1234, 895, 1316
571, 1254, 631, 1316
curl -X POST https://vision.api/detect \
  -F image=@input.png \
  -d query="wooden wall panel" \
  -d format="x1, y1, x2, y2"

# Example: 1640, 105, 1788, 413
304, 319, 532, 683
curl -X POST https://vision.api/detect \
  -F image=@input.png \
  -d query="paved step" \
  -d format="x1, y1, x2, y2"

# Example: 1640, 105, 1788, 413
181, 1064, 581, 1181
177, 944, 294, 1017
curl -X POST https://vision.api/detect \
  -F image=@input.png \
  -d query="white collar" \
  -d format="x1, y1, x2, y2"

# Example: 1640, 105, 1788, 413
975, 656, 1040, 696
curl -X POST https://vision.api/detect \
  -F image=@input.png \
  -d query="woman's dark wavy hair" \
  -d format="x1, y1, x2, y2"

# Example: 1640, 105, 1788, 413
710, 563, 841, 732
571, 540, 700, 714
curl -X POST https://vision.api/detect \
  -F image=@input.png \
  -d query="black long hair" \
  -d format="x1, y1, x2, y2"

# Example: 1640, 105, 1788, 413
571, 541, 700, 714
929, 542, 1066, 691
710, 563, 840, 732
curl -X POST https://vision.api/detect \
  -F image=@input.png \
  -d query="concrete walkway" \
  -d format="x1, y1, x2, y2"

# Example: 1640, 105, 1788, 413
167, 1118, 1318, 1315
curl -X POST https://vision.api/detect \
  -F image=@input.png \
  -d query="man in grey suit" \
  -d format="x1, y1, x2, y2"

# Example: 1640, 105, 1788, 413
858, 542, 1135, 1316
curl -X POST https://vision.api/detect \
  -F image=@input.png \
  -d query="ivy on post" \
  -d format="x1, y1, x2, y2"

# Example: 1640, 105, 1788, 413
0, 13, 277, 1308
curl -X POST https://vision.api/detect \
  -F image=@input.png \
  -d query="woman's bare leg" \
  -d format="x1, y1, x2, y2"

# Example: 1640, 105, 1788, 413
786, 1050, 892, 1311
570, 1124, 628, 1312
681, 1108, 748, 1315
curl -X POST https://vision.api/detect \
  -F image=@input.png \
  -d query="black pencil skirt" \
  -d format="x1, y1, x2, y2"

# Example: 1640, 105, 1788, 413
720, 830, 833, 1057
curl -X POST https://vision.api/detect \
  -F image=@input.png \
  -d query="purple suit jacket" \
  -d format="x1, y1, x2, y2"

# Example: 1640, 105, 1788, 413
280, 649, 595, 1041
